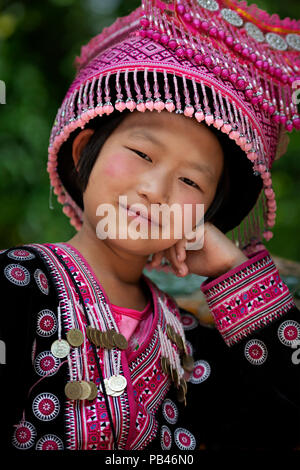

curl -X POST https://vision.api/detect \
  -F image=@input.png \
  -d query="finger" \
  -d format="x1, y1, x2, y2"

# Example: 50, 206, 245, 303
169, 245, 188, 276
176, 238, 187, 262
151, 251, 165, 267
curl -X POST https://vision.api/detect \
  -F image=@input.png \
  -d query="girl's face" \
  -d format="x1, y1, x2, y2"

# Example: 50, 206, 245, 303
79, 110, 224, 257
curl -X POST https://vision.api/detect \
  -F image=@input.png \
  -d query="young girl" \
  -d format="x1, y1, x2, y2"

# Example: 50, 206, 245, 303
1, 0, 300, 452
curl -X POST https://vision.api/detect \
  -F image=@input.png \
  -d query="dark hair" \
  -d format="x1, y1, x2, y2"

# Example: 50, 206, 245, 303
57, 71, 262, 234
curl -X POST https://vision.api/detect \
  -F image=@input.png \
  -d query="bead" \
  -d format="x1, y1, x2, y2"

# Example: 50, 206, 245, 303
176, 4, 185, 14
168, 39, 177, 50
146, 29, 154, 39
236, 78, 246, 89
201, 21, 209, 32
194, 53, 203, 64
213, 65, 221, 75
140, 17, 150, 28
233, 43, 242, 53
245, 89, 253, 99
203, 56, 212, 67
175, 47, 185, 57
225, 36, 234, 46
221, 68, 229, 79
160, 34, 169, 45
192, 18, 201, 29
209, 27, 218, 37
153, 31, 161, 42
185, 48, 194, 58
268, 104, 275, 114
229, 73, 237, 83
183, 13, 192, 22
218, 29, 225, 40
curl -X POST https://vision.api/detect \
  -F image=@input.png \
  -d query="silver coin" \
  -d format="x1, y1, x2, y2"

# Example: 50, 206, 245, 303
266, 32, 287, 51
108, 375, 127, 392
51, 339, 70, 358
103, 378, 124, 397
197, 0, 219, 12
245, 22, 265, 43
221, 8, 243, 27
286, 33, 300, 52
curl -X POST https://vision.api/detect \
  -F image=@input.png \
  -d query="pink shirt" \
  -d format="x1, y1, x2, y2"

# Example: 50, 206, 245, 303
110, 299, 153, 359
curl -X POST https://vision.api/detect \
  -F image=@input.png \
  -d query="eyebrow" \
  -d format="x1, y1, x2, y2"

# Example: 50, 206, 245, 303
128, 128, 215, 182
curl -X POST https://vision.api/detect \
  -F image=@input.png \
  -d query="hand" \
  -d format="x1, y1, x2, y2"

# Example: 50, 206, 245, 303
149, 221, 248, 279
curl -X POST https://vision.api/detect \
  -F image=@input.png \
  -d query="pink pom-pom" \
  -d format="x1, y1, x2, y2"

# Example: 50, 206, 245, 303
184, 105, 194, 117
165, 101, 175, 112
229, 130, 240, 140
115, 100, 126, 112
237, 136, 247, 146
126, 100, 136, 112
214, 118, 224, 129
221, 123, 232, 133
247, 152, 257, 161
154, 100, 165, 112
195, 110, 204, 122
244, 142, 252, 152
137, 102, 146, 112
263, 230, 273, 241
257, 164, 266, 172
205, 114, 214, 126
145, 99, 154, 111
263, 177, 272, 186
267, 212, 276, 220
264, 188, 274, 198
267, 219, 275, 228
103, 104, 114, 115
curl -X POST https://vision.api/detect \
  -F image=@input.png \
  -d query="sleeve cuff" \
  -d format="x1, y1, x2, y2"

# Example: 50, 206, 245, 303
200, 249, 296, 347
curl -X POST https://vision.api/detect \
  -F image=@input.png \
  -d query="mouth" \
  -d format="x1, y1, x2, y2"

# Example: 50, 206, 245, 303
119, 204, 161, 227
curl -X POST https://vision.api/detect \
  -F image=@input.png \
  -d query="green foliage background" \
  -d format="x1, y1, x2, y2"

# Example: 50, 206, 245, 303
0, 0, 299, 260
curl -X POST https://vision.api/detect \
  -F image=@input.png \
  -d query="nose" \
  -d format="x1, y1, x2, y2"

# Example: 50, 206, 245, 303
136, 168, 169, 206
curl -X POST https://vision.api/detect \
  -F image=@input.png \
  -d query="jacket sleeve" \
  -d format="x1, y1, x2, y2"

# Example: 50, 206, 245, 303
181, 248, 300, 450
0, 247, 44, 451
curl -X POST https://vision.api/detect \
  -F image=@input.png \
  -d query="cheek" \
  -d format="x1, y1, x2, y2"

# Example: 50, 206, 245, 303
102, 153, 133, 180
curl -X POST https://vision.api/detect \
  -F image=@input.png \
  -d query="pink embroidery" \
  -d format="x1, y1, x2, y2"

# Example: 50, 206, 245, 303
201, 250, 296, 346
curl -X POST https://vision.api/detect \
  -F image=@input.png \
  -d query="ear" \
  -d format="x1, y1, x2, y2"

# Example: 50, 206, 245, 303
72, 128, 95, 171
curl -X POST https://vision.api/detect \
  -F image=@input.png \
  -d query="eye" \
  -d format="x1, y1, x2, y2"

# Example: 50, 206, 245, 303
180, 177, 201, 190
131, 148, 152, 162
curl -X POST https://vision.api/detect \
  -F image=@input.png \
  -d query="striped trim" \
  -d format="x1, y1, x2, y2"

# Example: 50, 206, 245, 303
201, 249, 296, 347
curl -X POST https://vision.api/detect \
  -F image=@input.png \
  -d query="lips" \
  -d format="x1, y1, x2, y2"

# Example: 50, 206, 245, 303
120, 203, 161, 227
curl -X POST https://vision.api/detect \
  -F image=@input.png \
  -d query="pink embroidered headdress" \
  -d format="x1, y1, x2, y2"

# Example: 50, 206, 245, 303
47, 0, 300, 270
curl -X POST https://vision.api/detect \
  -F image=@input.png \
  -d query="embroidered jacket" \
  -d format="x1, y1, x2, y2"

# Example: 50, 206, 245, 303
0, 242, 300, 451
